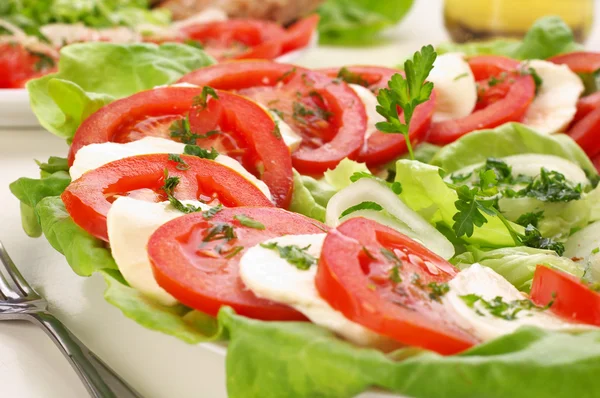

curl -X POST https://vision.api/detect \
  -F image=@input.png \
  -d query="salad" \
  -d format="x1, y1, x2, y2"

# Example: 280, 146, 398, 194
10, 15, 600, 398
0, 1, 318, 88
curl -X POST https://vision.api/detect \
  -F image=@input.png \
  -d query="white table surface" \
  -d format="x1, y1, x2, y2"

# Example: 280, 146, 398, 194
2, 1, 600, 397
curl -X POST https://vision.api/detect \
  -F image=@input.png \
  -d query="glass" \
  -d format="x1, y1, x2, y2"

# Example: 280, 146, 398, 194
444, 0, 594, 42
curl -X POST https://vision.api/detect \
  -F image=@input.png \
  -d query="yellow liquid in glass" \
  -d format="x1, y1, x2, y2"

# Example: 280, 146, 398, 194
444, 0, 594, 42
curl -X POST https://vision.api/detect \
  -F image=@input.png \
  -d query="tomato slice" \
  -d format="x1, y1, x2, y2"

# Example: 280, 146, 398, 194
467, 55, 520, 80
316, 217, 476, 355
567, 105, 600, 159
69, 87, 293, 208
573, 91, 600, 123
428, 75, 535, 145
549, 51, 600, 74
594, 153, 600, 173
280, 15, 319, 54
319, 65, 399, 91
531, 265, 600, 326
147, 207, 327, 320
0, 43, 57, 88
181, 19, 284, 61
62, 154, 273, 241
179, 61, 368, 175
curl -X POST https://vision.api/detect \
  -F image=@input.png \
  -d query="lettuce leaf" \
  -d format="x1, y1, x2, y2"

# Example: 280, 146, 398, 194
101, 269, 224, 343
222, 307, 600, 398
437, 16, 582, 60
431, 123, 596, 176
27, 42, 215, 140
395, 159, 521, 248
452, 246, 584, 292
317, 0, 414, 46
36, 196, 118, 276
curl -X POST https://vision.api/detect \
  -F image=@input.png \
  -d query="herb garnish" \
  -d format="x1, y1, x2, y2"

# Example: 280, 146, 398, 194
183, 145, 219, 160
234, 214, 266, 230
350, 172, 402, 195
184, 39, 203, 49
202, 204, 223, 219
168, 154, 189, 170
260, 242, 317, 270
381, 248, 403, 283
460, 294, 550, 320
453, 72, 469, 81
203, 222, 236, 243
27, 50, 55, 72
337, 67, 369, 86
193, 86, 219, 110
519, 64, 543, 93
169, 117, 220, 145
514, 168, 582, 202
339, 201, 383, 218
516, 211, 544, 228
375, 45, 436, 160
161, 170, 203, 214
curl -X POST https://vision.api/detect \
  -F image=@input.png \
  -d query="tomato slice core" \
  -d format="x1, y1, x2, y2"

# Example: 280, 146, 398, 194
316, 217, 477, 355
147, 207, 327, 320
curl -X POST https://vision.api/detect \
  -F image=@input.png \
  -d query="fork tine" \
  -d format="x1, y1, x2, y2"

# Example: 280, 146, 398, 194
0, 241, 39, 299
0, 263, 20, 301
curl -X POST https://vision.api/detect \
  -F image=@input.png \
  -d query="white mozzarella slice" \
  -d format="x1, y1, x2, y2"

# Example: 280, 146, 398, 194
172, 8, 228, 29
70, 137, 272, 200
239, 234, 396, 350
267, 109, 303, 151
522, 60, 584, 134
449, 154, 589, 186
428, 53, 477, 122
107, 197, 210, 306
565, 221, 600, 281
348, 84, 386, 139
443, 263, 592, 341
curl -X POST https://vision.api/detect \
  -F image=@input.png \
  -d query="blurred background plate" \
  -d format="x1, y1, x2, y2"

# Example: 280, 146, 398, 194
0, 89, 38, 128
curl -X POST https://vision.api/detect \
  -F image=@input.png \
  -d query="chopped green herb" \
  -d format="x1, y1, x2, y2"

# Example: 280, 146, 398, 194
453, 72, 469, 81
269, 108, 285, 119
169, 117, 220, 145
362, 246, 376, 260
337, 67, 369, 86
161, 169, 203, 214
193, 86, 219, 110
292, 101, 315, 124
349, 172, 402, 195
375, 45, 436, 160
450, 172, 473, 184
460, 294, 548, 320
381, 248, 403, 283
427, 282, 450, 302
515, 168, 582, 203
184, 39, 203, 49
390, 181, 403, 195
183, 145, 219, 160
516, 211, 544, 228
202, 204, 223, 219
521, 225, 565, 256
168, 154, 189, 170
234, 214, 266, 230
27, 50, 55, 72
277, 67, 297, 82
592, 247, 600, 255
272, 120, 282, 139
519, 64, 543, 93
203, 222, 236, 243
260, 242, 317, 270
340, 201, 383, 218
222, 246, 244, 259
482, 158, 512, 183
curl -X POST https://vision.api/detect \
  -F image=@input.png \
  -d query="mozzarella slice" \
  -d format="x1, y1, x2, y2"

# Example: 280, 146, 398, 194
449, 154, 589, 186
107, 197, 210, 306
70, 137, 272, 200
261, 106, 303, 151
522, 60, 584, 134
565, 221, 600, 281
239, 234, 396, 350
348, 84, 386, 139
326, 178, 455, 259
428, 53, 477, 122
172, 8, 228, 29
443, 263, 591, 341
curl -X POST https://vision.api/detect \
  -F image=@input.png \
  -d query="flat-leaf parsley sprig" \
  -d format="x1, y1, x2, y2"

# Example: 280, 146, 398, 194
375, 45, 437, 160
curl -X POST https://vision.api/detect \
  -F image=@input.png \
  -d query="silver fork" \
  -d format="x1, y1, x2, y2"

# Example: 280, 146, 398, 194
0, 240, 143, 398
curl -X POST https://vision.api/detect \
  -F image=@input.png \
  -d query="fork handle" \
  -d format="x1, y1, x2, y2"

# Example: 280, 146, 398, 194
29, 312, 143, 398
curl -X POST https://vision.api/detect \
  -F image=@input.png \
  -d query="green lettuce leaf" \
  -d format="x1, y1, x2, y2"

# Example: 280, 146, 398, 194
288, 171, 328, 222
27, 42, 215, 140
431, 123, 596, 176
221, 307, 600, 398
101, 269, 224, 343
323, 158, 370, 190
36, 196, 118, 276
437, 16, 582, 60
452, 246, 584, 291
317, 0, 414, 46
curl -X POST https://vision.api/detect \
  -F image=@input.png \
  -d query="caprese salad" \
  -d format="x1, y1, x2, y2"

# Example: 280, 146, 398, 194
10, 16, 600, 398
0, 9, 318, 88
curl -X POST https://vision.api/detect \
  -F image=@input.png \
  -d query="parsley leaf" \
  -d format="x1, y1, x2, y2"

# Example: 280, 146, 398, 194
375, 45, 436, 160
337, 67, 369, 86
184, 145, 219, 160
193, 86, 219, 110
521, 225, 565, 256
260, 242, 317, 270
340, 201, 383, 218
460, 294, 548, 320
161, 169, 203, 214
168, 154, 189, 170
234, 214, 266, 230
202, 204, 223, 219
169, 117, 220, 145
515, 168, 582, 202
203, 222, 236, 243
516, 211, 544, 228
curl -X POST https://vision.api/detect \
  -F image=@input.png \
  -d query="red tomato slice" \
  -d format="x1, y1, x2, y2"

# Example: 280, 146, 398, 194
62, 154, 272, 241
531, 265, 600, 326
549, 51, 600, 74
316, 217, 477, 355
179, 61, 368, 175
427, 75, 535, 145
318, 66, 435, 166
69, 87, 293, 208
0, 43, 57, 88
181, 19, 284, 61
148, 207, 327, 320
467, 55, 520, 80
573, 91, 600, 123
280, 15, 319, 54
594, 153, 600, 173
567, 105, 600, 159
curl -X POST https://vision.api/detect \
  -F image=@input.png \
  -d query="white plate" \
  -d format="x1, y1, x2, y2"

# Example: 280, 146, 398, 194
0, 88, 39, 128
